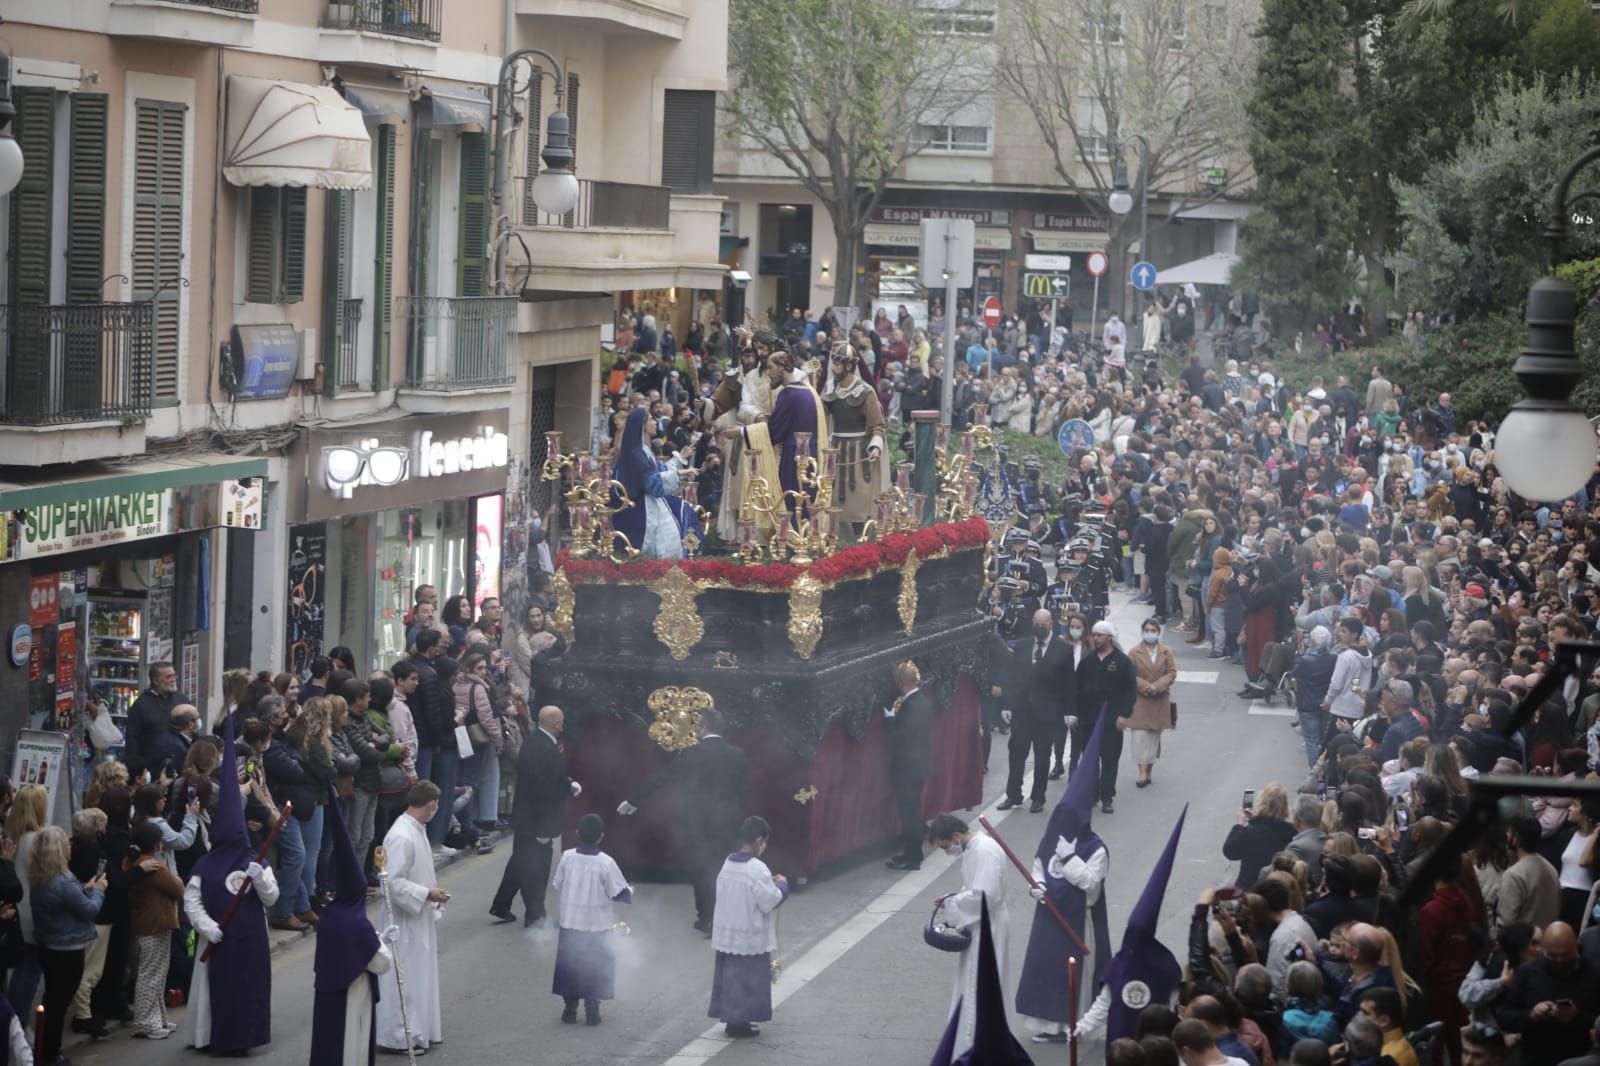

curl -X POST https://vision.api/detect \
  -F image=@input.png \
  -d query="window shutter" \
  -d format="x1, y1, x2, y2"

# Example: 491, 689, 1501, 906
132, 99, 186, 401
562, 73, 579, 228
457, 132, 489, 298
521, 73, 543, 225
662, 89, 714, 195
7, 87, 56, 416
320, 189, 350, 388
66, 94, 109, 305
372, 123, 396, 384
245, 187, 278, 304
280, 186, 307, 304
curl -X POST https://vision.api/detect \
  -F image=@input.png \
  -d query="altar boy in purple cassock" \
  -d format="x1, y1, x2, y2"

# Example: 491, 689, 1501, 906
183, 714, 279, 1053
929, 898, 1033, 1066
310, 784, 392, 1066
1014, 715, 1110, 1045
708, 816, 788, 1039
1074, 805, 1187, 1042
551, 813, 632, 1027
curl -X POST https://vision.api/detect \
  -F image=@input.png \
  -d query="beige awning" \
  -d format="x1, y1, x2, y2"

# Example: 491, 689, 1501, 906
224, 76, 372, 190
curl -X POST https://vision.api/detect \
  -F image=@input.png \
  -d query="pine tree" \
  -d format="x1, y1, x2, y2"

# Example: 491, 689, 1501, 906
1234, 0, 1358, 334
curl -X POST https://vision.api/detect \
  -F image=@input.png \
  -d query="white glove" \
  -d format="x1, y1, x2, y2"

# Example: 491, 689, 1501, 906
1001, 710, 1012, 724
617, 801, 638, 816
1055, 836, 1077, 860
1065, 715, 1078, 730
570, 781, 583, 797
381, 924, 400, 944
201, 923, 223, 945
1029, 885, 1046, 903
883, 704, 896, 719
535, 837, 552, 846
225, 871, 248, 895
246, 862, 266, 883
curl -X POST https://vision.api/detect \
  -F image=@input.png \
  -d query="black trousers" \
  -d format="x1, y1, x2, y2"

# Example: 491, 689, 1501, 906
40, 946, 85, 1062
686, 830, 732, 925
492, 828, 554, 922
891, 771, 927, 863
980, 696, 1001, 765
1149, 565, 1169, 617
1006, 726, 1053, 804
1069, 716, 1126, 803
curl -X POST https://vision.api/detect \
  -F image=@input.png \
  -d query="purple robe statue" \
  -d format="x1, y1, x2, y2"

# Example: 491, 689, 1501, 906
311, 783, 384, 1066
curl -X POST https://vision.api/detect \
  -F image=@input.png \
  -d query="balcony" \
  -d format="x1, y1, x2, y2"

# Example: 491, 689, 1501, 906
333, 298, 364, 391
401, 296, 516, 392
325, 0, 441, 40
107, 0, 258, 47
516, 0, 687, 39
513, 180, 726, 293
0, 303, 152, 464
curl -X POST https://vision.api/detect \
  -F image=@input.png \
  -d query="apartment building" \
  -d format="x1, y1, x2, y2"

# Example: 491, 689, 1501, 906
716, 0, 1252, 327
0, 0, 728, 744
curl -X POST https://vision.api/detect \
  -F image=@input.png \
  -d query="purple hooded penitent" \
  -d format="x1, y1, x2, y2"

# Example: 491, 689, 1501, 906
311, 782, 383, 1065
1102, 805, 1188, 1044
931, 897, 1033, 1066
1014, 714, 1111, 1025
190, 713, 273, 1051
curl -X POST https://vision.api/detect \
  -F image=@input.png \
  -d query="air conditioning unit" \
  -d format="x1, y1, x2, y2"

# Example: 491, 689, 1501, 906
297, 327, 318, 381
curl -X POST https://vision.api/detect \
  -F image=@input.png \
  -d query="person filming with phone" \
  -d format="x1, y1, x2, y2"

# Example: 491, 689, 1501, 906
1501, 920, 1600, 1064
1222, 783, 1294, 888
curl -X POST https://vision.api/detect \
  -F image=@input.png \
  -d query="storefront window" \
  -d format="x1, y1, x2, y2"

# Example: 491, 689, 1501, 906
372, 501, 470, 668
472, 494, 503, 613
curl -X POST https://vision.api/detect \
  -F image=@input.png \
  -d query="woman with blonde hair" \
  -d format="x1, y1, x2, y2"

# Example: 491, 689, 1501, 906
29, 825, 105, 1063
1223, 782, 1294, 888
6, 782, 49, 1013
84, 762, 128, 810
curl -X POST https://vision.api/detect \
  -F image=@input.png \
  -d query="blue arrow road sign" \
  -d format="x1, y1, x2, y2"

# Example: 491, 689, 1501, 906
1130, 261, 1157, 291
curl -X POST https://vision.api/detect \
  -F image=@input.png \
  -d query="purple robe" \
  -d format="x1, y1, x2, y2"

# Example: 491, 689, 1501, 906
1102, 807, 1187, 1044
1014, 833, 1111, 1024
766, 383, 819, 504
311, 783, 383, 1066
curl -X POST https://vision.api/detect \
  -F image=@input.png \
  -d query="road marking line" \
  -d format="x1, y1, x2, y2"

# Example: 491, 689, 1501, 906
1175, 670, 1219, 684
1248, 701, 1296, 718
658, 791, 1020, 1066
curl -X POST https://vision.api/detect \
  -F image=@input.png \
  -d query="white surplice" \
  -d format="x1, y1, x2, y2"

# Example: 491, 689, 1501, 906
942, 833, 1010, 1058
375, 813, 442, 1051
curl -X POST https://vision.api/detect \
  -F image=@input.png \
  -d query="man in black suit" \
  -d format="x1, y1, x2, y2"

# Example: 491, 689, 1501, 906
618, 709, 747, 935
1074, 620, 1138, 814
885, 662, 934, 871
491, 705, 579, 928
999, 609, 1073, 814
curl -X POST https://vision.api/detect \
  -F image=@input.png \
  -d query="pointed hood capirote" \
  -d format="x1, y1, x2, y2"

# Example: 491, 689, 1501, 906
191, 711, 252, 891
1102, 804, 1189, 1044
1035, 713, 1103, 865
957, 896, 1034, 1065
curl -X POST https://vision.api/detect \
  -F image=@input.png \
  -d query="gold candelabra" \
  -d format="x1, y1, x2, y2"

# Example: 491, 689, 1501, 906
540, 431, 640, 563
738, 432, 840, 566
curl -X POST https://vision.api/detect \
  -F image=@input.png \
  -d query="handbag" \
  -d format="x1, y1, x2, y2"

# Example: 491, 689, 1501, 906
501, 715, 524, 761
466, 721, 492, 749
87, 711, 122, 750
454, 724, 475, 759
923, 896, 972, 953
1170, 700, 1178, 730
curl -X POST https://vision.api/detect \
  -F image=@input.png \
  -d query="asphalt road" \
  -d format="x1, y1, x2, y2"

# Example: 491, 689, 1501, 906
66, 591, 1304, 1066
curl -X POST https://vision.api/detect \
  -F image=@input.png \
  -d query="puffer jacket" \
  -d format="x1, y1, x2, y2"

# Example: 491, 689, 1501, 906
342, 714, 384, 793
453, 674, 503, 754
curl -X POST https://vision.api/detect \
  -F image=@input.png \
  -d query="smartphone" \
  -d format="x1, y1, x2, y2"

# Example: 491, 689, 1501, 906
1358, 826, 1378, 840
1289, 943, 1308, 962
1394, 808, 1410, 832
94, 858, 106, 878
1242, 789, 1256, 814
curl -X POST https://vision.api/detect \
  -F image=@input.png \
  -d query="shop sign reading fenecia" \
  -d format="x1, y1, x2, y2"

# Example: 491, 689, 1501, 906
17, 489, 172, 559
324, 424, 509, 499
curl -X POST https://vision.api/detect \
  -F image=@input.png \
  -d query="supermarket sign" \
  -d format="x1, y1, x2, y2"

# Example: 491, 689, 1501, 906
17, 489, 172, 559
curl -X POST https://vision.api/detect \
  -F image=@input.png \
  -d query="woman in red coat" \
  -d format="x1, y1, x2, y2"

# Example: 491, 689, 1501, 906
1418, 853, 1484, 1066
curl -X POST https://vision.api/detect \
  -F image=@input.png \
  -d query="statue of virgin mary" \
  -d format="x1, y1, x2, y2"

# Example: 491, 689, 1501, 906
611, 407, 701, 559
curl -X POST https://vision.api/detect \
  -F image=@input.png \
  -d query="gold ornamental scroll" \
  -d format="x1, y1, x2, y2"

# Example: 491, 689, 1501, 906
649, 567, 705, 661
898, 548, 920, 636
549, 568, 577, 644
646, 685, 714, 752
786, 572, 825, 660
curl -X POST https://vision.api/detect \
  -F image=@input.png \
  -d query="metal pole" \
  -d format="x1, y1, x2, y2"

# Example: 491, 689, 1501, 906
1048, 296, 1058, 358
1089, 276, 1100, 351
940, 231, 956, 427
489, 47, 564, 296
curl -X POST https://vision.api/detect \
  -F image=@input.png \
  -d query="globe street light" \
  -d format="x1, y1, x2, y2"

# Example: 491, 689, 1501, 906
489, 47, 581, 295
0, 54, 24, 199
1499, 145, 1600, 503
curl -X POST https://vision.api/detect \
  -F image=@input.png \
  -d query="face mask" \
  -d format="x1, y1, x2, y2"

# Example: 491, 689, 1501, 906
1069, 627, 1085, 640
1034, 627, 1052, 640
1142, 632, 1159, 644
943, 843, 961, 857
1321, 435, 1331, 444
1300, 527, 1312, 539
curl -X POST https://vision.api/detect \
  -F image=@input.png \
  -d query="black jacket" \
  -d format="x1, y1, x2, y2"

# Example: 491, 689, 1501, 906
409, 657, 445, 747
1501, 955, 1600, 1064
888, 690, 934, 783
512, 728, 571, 839
145, 728, 192, 779
1007, 637, 1074, 736
124, 687, 178, 775
628, 735, 747, 843
1075, 646, 1137, 722
1293, 650, 1337, 714
342, 715, 384, 793
1223, 815, 1296, 887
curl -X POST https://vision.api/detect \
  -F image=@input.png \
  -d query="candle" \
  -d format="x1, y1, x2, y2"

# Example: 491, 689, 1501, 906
823, 447, 840, 479
935, 424, 950, 452
896, 464, 913, 494
739, 515, 754, 546
962, 430, 975, 460
795, 431, 812, 457
598, 459, 612, 484
682, 481, 698, 509
972, 404, 988, 427
545, 430, 562, 455
577, 454, 593, 480
912, 492, 927, 520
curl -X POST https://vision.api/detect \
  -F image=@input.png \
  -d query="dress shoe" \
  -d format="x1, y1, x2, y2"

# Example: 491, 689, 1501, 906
488, 907, 517, 924
1031, 1031, 1069, 1044
269, 916, 309, 933
693, 918, 713, 934
997, 798, 1020, 811
295, 910, 320, 925
585, 1003, 602, 1026
1101, 799, 1114, 814
725, 1023, 760, 1038
886, 858, 921, 871
1136, 779, 1152, 789
1029, 800, 1045, 813
1047, 766, 1064, 780
525, 917, 553, 930
560, 1004, 578, 1024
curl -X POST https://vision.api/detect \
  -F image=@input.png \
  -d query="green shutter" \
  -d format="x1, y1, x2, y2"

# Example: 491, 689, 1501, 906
321, 189, 350, 391
373, 124, 396, 383
457, 132, 488, 298
132, 99, 185, 401
7, 87, 56, 416
246, 187, 278, 304
521, 73, 542, 224
65, 92, 110, 415
66, 94, 109, 304
281, 186, 307, 304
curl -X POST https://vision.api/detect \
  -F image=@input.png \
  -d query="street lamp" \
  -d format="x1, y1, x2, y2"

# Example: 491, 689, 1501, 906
1498, 145, 1600, 503
1106, 134, 1149, 264
489, 47, 581, 295
0, 53, 25, 199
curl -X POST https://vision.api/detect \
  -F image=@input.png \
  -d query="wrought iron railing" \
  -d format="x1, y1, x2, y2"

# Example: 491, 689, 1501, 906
336, 298, 364, 389
400, 296, 516, 390
520, 177, 672, 230
172, 0, 259, 10
0, 303, 154, 424
325, 0, 441, 41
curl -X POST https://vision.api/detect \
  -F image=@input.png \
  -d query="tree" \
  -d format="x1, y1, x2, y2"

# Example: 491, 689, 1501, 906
1232, 0, 1357, 334
724, 0, 973, 309
1390, 73, 1600, 319
996, 0, 1256, 313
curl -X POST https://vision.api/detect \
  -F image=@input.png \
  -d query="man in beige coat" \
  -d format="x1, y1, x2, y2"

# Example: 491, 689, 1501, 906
1497, 815, 1560, 934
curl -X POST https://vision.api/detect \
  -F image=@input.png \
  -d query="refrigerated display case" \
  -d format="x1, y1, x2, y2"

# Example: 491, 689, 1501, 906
85, 594, 147, 742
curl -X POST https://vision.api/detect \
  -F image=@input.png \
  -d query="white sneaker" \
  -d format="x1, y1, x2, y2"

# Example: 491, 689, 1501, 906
432, 844, 457, 858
